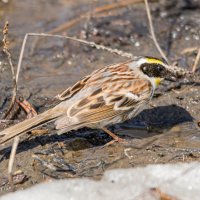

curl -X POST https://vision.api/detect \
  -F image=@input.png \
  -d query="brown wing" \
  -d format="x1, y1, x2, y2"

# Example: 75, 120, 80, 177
71, 78, 152, 120
55, 74, 91, 101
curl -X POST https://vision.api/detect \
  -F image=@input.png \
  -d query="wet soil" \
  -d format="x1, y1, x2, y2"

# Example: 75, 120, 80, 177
0, 0, 200, 195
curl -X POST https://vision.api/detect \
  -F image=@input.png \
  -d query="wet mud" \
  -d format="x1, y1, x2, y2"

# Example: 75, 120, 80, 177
0, 0, 200, 195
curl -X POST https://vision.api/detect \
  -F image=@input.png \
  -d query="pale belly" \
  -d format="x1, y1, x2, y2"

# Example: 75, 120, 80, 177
87, 101, 148, 129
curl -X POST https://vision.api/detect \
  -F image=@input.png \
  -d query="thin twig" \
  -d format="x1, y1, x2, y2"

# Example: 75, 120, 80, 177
16, 33, 28, 84
144, 0, 170, 65
2, 21, 17, 119
2, 22, 20, 192
181, 46, 198, 55
192, 48, 200, 73
8, 136, 20, 191
16, 32, 134, 83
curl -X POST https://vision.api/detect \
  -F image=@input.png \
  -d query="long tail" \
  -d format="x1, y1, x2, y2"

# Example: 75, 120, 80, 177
0, 107, 62, 145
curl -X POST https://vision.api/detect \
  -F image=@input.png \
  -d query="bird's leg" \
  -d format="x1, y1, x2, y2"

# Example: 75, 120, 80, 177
101, 127, 127, 146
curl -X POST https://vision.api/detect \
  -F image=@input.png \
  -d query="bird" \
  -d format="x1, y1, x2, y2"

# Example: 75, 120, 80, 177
0, 56, 186, 146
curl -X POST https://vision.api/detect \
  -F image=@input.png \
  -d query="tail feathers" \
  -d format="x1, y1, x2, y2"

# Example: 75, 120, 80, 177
0, 108, 61, 145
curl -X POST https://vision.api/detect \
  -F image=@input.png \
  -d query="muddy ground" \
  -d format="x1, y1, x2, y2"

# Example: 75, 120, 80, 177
0, 0, 200, 196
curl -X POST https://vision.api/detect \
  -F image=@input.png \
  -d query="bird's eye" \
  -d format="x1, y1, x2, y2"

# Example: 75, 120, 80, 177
143, 66, 147, 71
157, 65, 163, 72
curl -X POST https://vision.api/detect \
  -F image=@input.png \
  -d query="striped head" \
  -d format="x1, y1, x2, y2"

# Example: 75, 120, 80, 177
129, 56, 187, 86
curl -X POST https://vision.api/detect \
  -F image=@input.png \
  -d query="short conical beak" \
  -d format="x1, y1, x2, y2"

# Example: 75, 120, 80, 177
165, 74, 177, 82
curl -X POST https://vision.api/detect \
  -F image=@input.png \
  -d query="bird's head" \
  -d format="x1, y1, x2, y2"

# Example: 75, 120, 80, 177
130, 56, 187, 86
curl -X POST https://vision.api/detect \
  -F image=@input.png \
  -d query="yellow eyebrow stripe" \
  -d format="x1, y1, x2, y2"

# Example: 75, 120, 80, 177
146, 58, 164, 65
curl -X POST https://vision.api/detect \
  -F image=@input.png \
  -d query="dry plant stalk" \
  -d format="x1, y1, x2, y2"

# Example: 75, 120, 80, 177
192, 48, 200, 73
2, 21, 17, 119
8, 136, 19, 191
181, 46, 199, 55
2, 21, 19, 191
144, 0, 169, 65
181, 47, 200, 73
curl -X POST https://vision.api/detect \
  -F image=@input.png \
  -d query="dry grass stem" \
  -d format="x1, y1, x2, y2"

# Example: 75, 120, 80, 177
2, 21, 17, 119
2, 22, 21, 191
144, 0, 169, 65
181, 46, 199, 55
8, 136, 20, 191
192, 48, 200, 73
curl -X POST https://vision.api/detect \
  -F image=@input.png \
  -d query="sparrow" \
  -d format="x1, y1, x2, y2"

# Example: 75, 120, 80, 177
0, 56, 186, 145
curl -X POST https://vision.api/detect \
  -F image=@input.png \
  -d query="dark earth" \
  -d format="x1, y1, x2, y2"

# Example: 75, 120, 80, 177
0, 0, 200, 196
